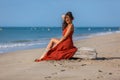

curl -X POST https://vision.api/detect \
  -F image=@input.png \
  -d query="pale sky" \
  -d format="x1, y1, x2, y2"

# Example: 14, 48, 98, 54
0, 0, 120, 27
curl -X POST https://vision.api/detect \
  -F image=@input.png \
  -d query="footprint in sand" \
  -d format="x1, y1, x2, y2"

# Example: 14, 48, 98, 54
61, 69, 66, 72
109, 72, 112, 75
98, 70, 103, 72
51, 72, 57, 75
81, 64, 87, 66
44, 76, 51, 79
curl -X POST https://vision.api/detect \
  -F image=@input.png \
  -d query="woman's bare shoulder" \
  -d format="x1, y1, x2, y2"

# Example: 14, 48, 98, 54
68, 24, 74, 28
67, 24, 74, 31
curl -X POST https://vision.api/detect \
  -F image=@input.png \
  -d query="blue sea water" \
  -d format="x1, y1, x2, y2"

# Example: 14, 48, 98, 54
0, 27, 120, 53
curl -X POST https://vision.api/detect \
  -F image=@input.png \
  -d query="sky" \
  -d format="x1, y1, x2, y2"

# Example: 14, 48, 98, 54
0, 0, 120, 27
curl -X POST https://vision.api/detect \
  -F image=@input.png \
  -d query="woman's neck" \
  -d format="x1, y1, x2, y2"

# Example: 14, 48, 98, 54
68, 23, 72, 25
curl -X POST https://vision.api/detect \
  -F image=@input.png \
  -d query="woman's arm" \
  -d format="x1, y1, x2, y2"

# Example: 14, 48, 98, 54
57, 24, 73, 44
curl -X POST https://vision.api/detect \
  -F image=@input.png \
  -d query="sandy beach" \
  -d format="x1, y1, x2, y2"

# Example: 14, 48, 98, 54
0, 33, 120, 80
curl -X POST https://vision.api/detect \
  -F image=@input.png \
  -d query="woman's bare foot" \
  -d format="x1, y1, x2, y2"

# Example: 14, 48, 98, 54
34, 49, 50, 62
34, 58, 42, 62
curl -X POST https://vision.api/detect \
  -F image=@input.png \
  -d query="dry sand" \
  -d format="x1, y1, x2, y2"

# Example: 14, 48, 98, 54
0, 33, 120, 80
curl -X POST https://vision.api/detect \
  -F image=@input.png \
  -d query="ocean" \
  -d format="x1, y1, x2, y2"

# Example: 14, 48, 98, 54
0, 27, 120, 53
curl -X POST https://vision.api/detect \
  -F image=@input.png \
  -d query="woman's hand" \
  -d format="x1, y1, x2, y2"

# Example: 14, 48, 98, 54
52, 41, 60, 48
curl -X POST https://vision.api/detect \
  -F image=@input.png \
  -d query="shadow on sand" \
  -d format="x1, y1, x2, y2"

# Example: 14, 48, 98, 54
70, 57, 120, 60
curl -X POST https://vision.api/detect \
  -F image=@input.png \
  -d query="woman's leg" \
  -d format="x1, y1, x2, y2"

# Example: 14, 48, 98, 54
37, 38, 59, 60
46, 38, 59, 51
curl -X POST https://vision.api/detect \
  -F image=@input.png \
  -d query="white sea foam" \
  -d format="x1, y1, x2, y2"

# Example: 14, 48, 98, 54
115, 30, 120, 33
74, 30, 120, 41
88, 30, 120, 38
0, 41, 46, 49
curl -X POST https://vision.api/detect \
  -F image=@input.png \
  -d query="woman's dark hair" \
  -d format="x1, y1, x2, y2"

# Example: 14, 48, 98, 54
62, 11, 74, 30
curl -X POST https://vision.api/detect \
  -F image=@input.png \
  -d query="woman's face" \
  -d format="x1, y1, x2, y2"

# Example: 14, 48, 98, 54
65, 15, 72, 24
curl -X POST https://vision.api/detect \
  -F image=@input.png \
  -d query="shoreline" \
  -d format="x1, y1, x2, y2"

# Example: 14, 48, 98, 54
2, 32, 120, 56
1, 30, 120, 54
0, 27, 120, 54
0, 32, 120, 80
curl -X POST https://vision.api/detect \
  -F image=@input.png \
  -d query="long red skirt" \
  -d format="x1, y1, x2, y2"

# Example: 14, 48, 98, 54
36, 27, 77, 62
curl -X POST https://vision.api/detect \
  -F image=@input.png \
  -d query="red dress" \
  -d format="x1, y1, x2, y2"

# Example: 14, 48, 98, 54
37, 27, 77, 61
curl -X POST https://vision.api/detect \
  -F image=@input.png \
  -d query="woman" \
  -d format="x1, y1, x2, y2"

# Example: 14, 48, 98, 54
35, 12, 77, 62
